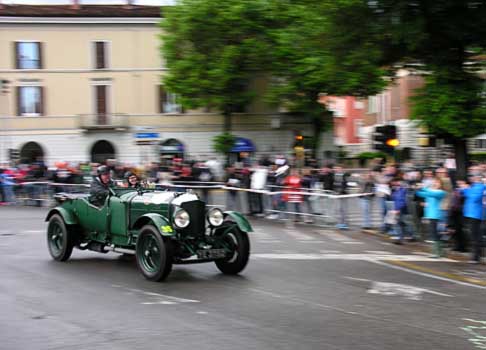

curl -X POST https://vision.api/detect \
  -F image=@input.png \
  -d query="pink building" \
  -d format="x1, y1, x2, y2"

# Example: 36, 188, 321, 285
319, 95, 366, 146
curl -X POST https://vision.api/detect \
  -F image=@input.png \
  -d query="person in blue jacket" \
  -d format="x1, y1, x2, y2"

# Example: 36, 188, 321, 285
390, 178, 410, 244
459, 173, 485, 264
416, 178, 446, 257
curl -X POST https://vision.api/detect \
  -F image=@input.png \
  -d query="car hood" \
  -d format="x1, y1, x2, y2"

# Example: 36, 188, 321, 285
130, 191, 199, 206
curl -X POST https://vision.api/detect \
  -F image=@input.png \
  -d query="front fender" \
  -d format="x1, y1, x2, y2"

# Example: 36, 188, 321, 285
45, 207, 77, 225
132, 213, 175, 237
223, 211, 253, 232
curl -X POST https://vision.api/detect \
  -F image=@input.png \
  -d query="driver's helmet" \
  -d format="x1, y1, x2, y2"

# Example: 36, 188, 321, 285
97, 165, 110, 176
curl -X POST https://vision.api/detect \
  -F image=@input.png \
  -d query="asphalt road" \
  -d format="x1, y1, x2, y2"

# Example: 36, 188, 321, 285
1, 207, 485, 350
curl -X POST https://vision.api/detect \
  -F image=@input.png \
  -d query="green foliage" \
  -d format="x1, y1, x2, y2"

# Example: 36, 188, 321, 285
266, 0, 389, 154
357, 152, 388, 160
160, 0, 275, 121
212, 133, 236, 155
469, 153, 486, 162
411, 71, 486, 139
367, 1, 486, 140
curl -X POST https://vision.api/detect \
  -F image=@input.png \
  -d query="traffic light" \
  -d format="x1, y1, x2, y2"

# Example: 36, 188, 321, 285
1, 79, 10, 94
373, 125, 398, 154
294, 134, 304, 147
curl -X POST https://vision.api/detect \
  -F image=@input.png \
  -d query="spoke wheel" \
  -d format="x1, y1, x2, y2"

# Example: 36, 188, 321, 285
215, 225, 250, 275
47, 214, 74, 261
136, 225, 172, 282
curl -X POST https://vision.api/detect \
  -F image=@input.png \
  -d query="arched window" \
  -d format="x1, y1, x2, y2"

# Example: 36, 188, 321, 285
90, 140, 116, 164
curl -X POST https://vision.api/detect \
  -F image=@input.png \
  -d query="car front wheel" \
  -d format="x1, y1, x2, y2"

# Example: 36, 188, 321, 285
47, 214, 74, 261
215, 226, 250, 275
136, 225, 173, 282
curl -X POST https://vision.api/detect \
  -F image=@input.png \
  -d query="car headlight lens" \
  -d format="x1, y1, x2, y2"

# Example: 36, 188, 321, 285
207, 208, 224, 227
174, 209, 190, 228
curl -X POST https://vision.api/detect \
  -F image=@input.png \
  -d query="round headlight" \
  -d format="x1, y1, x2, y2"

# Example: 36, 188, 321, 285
207, 208, 224, 227
174, 209, 190, 228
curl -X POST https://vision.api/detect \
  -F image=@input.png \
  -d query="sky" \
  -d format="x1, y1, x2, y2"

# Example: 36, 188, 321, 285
2, 0, 175, 5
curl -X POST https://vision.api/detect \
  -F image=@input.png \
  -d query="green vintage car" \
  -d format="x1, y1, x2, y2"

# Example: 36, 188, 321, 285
45, 188, 252, 281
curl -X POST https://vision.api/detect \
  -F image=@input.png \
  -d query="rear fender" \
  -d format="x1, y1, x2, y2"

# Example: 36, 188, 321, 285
223, 211, 253, 232
45, 207, 77, 225
132, 213, 175, 237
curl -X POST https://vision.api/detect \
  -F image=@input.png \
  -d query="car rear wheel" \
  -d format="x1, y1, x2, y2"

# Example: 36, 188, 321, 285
47, 214, 74, 261
136, 225, 173, 282
215, 225, 250, 275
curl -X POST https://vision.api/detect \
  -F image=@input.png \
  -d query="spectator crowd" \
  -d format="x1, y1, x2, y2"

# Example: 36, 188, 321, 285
0, 154, 485, 263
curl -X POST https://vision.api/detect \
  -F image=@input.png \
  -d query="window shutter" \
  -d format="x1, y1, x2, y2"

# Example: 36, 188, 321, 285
14, 42, 20, 69
159, 85, 166, 113
39, 86, 45, 115
38, 42, 43, 69
16, 86, 21, 116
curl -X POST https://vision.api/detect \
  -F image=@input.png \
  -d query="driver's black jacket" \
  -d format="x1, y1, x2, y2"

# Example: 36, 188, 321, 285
89, 177, 114, 207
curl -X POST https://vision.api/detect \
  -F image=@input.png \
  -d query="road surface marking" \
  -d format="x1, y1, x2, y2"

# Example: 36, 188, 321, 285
371, 260, 486, 290
112, 285, 200, 305
365, 251, 394, 255
252, 230, 274, 240
461, 319, 486, 350
367, 281, 452, 300
284, 229, 315, 241
341, 241, 364, 245
319, 250, 342, 254
299, 240, 325, 243
252, 253, 455, 262
23, 230, 44, 234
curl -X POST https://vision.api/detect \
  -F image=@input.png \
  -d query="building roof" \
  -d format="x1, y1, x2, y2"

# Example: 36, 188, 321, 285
0, 5, 162, 18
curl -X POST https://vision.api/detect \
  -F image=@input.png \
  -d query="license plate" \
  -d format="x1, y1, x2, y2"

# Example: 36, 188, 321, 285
197, 248, 226, 259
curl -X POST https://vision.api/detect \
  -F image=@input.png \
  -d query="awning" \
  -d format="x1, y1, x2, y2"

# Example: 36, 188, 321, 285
160, 138, 185, 154
231, 137, 256, 153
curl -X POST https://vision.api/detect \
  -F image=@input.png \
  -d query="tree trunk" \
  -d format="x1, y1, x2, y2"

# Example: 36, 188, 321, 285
454, 138, 468, 181
223, 112, 232, 133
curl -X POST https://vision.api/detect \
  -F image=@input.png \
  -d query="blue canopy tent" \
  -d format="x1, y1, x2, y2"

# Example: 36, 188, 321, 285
231, 137, 256, 153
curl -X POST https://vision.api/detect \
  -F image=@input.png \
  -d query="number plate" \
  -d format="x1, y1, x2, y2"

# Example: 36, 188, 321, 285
196, 248, 226, 259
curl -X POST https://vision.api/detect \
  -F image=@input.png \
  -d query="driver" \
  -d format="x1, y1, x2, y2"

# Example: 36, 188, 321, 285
89, 165, 114, 207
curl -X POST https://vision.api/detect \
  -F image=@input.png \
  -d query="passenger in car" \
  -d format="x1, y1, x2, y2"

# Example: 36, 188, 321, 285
124, 171, 141, 189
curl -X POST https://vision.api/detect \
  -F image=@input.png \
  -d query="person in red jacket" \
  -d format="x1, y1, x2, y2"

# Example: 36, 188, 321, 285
283, 168, 303, 222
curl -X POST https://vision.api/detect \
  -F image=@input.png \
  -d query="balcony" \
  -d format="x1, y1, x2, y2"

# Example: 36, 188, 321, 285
78, 114, 129, 132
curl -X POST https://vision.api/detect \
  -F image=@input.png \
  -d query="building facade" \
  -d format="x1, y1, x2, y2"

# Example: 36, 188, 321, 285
0, 4, 333, 166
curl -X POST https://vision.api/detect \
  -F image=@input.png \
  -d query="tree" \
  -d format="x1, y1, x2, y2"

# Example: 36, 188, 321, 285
160, 0, 275, 132
367, 0, 486, 178
268, 0, 389, 156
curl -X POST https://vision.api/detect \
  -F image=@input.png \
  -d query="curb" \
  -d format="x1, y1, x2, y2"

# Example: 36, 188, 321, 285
359, 229, 473, 262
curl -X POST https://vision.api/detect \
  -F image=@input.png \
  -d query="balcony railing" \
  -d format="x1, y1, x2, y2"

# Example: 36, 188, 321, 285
78, 114, 129, 131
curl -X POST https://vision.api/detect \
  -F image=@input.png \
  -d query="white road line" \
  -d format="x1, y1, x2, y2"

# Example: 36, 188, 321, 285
298, 240, 326, 244
284, 229, 315, 241
371, 260, 486, 290
365, 251, 394, 255
341, 241, 364, 245
23, 230, 44, 234
113, 285, 200, 304
252, 230, 274, 241
252, 253, 455, 262
320, 250, 342, 254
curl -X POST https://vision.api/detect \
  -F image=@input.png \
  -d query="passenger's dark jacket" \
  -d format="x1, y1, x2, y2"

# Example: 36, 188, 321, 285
89, 177, 113, 207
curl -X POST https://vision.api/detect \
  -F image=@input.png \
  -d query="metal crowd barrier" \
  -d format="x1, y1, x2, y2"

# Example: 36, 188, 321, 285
1, 180, 385, 229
